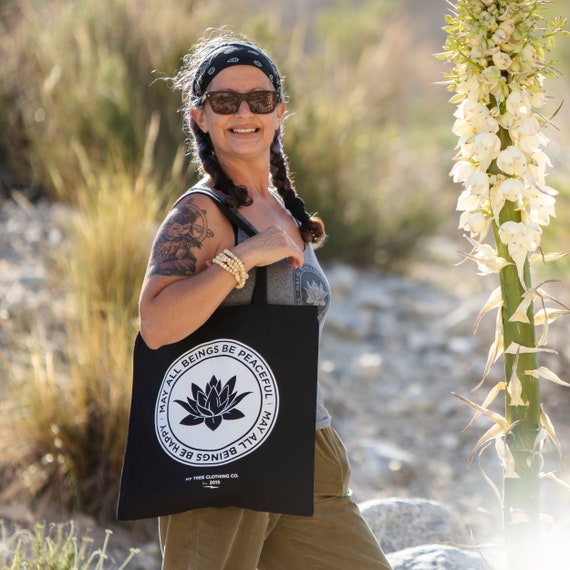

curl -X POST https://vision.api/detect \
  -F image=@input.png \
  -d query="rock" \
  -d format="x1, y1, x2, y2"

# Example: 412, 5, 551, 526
359, 498, 468, 554
351, 441, 417, 487
387, 544, 484, 570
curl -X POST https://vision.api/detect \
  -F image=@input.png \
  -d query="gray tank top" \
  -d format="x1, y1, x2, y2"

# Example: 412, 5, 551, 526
182, 187, 332, 429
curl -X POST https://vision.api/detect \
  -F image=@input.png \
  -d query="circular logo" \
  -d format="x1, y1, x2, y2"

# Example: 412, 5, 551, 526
155, 339, 279, 466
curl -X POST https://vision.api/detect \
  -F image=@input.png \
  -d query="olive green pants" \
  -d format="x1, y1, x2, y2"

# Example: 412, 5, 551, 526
158, 427, 392, 570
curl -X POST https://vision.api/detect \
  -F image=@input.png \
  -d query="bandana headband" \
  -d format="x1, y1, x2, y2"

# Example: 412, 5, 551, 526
192, 42, 283, 101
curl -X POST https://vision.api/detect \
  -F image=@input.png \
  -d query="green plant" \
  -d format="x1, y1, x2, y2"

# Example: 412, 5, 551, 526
283, 6, 449, 265
440, 1, 568, 567
0, 0, 198, 200
0, 520, 138, 569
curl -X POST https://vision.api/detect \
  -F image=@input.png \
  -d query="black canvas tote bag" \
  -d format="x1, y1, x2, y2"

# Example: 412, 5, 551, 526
117, 190, 319, 520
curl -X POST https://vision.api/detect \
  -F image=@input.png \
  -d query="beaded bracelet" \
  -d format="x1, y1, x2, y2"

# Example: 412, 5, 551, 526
212, 250, 248, 289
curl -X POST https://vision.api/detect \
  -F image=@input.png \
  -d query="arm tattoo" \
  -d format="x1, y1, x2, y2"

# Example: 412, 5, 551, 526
149, 198, 215, 277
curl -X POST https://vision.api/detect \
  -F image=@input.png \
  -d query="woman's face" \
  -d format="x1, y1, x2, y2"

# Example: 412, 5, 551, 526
191, 65, 285, 166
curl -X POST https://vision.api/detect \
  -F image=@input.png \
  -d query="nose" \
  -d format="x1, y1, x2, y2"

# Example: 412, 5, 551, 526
236, 98, 253, 115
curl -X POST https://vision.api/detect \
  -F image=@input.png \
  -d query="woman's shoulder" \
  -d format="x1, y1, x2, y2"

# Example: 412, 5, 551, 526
159, 185, 235, 247
173, 183, 222, 208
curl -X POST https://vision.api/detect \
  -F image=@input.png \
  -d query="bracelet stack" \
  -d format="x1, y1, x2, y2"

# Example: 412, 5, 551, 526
212, 249, 249, 289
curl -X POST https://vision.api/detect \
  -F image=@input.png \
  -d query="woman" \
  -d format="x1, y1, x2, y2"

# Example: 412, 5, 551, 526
139, 31, 392, 570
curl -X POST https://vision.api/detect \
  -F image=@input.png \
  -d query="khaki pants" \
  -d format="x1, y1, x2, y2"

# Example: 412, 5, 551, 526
159, 427, 392, 570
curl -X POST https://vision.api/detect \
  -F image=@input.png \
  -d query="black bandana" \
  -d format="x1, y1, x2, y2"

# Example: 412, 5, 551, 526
192, 42, 283, 100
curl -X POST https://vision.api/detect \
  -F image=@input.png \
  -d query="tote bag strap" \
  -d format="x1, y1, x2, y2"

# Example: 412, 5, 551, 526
180, 186, 268, 304
186, 186, 258, 237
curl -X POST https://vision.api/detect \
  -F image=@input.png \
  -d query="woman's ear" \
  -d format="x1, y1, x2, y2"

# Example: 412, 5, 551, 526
190, 108, 208, 133
274, 101, 285, 131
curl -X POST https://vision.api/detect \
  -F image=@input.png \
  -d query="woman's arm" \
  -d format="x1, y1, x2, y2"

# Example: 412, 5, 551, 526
139, 193, 303, 349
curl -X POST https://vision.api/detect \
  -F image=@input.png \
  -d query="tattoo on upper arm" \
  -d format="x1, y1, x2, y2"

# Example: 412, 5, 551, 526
149, 198, 215, 277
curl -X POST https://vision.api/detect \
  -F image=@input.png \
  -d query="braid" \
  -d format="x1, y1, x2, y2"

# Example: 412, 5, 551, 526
190, 119, 252, 210
270, 129, 326, 245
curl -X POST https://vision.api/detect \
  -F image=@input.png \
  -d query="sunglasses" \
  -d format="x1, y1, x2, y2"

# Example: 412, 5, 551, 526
198, 90, 282, 115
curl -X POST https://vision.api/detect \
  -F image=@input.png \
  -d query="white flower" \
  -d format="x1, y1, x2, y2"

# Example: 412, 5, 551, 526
481, 66, 508, 100
492, 28, 508, 46
498, 111, 515, 130
493, 51, 513, 71
499, 221, 542, 284
506, 90, 532, 118
490, 177, 524, 221
520, 44, 542, 68
456, 74, 488, 102
467, 170, 490, 195
469, 243, 510, 275
499, 177, 524, 202
450, 160, 477, 184
457, 188, 483, 213
509, 117, 540, 144
497, 146, 527, 176
499, 19, 515, 37
453, 99, 499, 137
473, 132, 501, 170
527, 148, 552, 187
528, 88, 548, 109
527, 185, 557, 225
465, 212, 491, 238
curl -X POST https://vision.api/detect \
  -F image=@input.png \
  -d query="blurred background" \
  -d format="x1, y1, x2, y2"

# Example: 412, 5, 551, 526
0, 0, 569, 563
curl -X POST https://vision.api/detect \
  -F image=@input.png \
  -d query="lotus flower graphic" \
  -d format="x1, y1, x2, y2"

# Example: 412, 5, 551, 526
305, 280, 328, 306
175, 375, 251, 431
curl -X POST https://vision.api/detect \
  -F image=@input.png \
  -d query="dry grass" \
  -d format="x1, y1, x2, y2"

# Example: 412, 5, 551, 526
0, 151, 167, 516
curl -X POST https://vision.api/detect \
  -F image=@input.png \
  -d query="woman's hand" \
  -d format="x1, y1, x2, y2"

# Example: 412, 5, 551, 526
234, 224, 304, 270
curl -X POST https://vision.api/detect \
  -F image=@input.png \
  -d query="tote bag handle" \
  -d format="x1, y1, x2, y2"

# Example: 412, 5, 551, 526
184, 187, 268, 304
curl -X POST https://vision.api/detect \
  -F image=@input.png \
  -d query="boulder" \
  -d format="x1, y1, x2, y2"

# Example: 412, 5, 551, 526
387, 544, 483, 570
359, 497, 468, 554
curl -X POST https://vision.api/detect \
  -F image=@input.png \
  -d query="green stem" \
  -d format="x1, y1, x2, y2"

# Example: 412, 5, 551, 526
492, 177, 542, 568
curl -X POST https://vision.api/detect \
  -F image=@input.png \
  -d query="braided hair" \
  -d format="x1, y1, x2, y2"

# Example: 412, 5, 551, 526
269, 127, 325, 245
171, 31, 326, 246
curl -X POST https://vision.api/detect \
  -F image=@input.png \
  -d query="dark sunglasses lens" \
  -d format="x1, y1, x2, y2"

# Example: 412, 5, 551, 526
247, 92, 279, 113
207, 91, 279, 114
209, 92, 241, 114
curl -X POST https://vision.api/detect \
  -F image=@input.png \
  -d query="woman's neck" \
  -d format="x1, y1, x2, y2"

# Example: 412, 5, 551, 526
209, 162, 271, 197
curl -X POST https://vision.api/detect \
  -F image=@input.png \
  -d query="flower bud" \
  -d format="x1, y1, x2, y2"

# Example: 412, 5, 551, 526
497, 146, 527, 176
493, 51, 513, 70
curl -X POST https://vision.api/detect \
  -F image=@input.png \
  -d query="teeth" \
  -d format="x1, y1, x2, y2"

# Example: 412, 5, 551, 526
232, 128, 256, 133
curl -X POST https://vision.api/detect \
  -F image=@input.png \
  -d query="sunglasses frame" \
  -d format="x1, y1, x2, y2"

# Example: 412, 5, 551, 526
198, 90, 282, 115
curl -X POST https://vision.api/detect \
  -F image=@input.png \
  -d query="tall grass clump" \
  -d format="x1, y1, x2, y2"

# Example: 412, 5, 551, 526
0, 124, 179, 516
0, 521, 138, 569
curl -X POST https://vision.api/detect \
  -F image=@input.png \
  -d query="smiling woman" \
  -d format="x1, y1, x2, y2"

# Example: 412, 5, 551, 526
113, 31, 390, 570
123, 30, 394, 570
